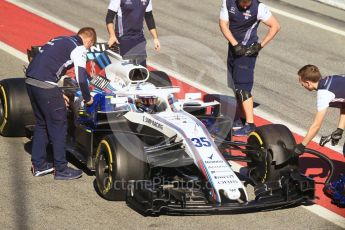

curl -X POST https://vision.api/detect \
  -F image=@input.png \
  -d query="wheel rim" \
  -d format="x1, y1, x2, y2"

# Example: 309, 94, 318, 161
96, 144, 113, 195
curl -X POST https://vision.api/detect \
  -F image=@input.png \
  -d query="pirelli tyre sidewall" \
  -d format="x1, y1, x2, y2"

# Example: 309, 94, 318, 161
95, 134, 148, 201
0, 78, 35, 137
247, 124, 298, 184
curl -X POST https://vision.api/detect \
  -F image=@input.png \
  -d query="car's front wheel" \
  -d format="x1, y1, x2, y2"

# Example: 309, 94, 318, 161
246, 124, 298, 184
95, 133, 148, 201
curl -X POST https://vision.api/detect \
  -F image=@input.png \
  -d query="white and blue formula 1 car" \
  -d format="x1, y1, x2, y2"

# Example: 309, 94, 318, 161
0, 44, 327, 215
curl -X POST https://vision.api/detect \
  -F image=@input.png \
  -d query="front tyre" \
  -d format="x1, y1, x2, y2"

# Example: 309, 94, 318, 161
95, 133, 148, 201
247, 124, 298, 184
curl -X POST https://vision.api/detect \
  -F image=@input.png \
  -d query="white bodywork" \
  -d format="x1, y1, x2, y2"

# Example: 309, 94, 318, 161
89, 49, 248, 203
124, 110, 248, 203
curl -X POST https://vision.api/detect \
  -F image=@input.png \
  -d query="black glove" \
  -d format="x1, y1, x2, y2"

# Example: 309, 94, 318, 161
293, 143, 305, 157
233, 44, 246, 56
331, 128, 343, 146
245, 42, 262, 57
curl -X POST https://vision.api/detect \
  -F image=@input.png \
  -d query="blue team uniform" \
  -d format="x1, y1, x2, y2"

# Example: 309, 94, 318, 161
107, 0, 154, 66
220, 0, 272, 92
26, 35, 91, 170
317, 75, 345, 111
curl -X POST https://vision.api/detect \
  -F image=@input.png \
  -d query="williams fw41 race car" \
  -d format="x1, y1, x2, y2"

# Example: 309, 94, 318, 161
0, 44, 334, 215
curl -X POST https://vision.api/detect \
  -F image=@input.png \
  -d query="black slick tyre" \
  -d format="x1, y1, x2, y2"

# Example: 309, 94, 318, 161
95, 133, 148, 201
247, 124, 298, 184
0, 78, 35, 137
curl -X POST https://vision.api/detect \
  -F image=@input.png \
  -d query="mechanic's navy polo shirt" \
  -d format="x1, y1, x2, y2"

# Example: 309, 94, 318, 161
220, 0, 272, 46
26, 35, 91, 101
317, 75, 345, 111
108, 0, 152, 40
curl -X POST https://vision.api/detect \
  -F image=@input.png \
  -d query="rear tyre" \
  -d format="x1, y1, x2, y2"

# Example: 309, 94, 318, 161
0, 78, 35, 137
95, 133, 148, 201
247, 124, 298, 184
147, 70, 172, 87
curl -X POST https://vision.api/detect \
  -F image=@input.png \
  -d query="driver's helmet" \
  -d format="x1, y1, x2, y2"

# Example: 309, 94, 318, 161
136, 83, 158, 112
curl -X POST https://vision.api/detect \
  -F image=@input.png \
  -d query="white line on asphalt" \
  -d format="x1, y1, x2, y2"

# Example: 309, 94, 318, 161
303, 205, 345, 228
269, 6, 345, 37
316, 0, 345, 11
2, 0, 345, 227
0, 42, 28, 63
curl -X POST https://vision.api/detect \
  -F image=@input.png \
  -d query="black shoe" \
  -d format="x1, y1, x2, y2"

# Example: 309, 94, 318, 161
54, 166, 82, 180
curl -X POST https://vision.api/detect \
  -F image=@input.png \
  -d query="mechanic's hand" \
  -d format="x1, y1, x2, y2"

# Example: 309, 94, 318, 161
153, 38, 161, 52
63, 94, 70, 107
320, 135, 332, 147
293, 143, 305, 157
108, 35, 119, 47
233, 44, 246, 56
331, 128, 343, 146
85, 97, 94, 106
245, 42, 262, 57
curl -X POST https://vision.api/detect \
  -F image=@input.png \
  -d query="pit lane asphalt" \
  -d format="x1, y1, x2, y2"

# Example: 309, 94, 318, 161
0, 0, 344, 229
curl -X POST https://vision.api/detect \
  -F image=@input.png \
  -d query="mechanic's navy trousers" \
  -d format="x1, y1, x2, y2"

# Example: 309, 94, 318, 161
26, 84, 68, 170
227, 45, 257, 92
119, 35, 147, 67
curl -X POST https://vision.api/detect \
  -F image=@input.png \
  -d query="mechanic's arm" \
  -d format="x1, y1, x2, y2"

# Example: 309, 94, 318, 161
71, 46, 92, 105
145, 12, 160, 51
219, 19, 238, 46
106, 0, 121, 46
76, 67, 93, 105
219, 0, 238, 46
106, 9, 119, 46
260, 15, 280, 48
301, 108, 328, 146
145, 0, 160, 52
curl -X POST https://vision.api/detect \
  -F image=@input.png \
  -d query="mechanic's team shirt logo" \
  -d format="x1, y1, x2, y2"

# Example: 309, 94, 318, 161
141, 0, 147, 5
243, 10, 252, 19
125, 0, 133, 5
229, 6, 236, 14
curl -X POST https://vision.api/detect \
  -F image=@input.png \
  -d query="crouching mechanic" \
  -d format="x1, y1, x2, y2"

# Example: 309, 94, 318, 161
294, 65, 345, 156
106, 0, 161, 67
219, 0, 280, 136
25, 27, 96, 180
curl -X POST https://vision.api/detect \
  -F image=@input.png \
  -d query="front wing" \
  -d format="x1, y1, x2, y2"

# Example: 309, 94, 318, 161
126, 171, 315, 215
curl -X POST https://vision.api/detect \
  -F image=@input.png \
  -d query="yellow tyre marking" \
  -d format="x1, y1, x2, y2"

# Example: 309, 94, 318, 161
248, 131, 268, 183
0, 85, 8, 132
248, 131, 263, 146
96, 139, 114, 195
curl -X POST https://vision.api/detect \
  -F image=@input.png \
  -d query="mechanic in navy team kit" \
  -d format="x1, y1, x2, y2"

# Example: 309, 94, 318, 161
293, 65, 345, 155
219, 0, 280, 136
26, 27, 96, 180
106, 0, 161, 66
